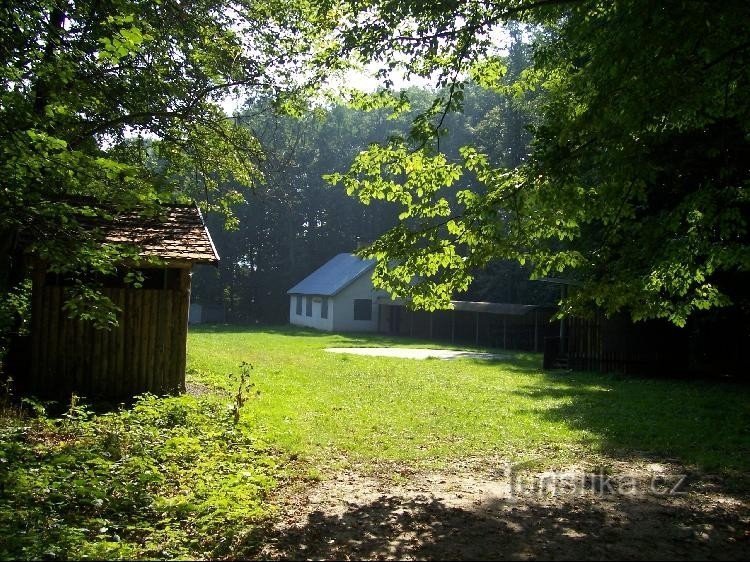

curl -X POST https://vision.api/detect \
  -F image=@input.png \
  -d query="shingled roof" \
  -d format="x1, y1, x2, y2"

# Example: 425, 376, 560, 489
101, 204, 219, 266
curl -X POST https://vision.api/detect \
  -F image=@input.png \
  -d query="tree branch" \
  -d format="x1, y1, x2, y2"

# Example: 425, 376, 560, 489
703, 41, 750, 70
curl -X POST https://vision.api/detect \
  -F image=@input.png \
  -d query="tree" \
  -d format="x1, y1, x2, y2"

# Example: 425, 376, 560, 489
191, 98, 416, 323
0, 0, 333, 337
328, 0, 750, 325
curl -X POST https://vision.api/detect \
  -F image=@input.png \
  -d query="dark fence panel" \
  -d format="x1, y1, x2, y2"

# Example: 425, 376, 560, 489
542, 311, 746, 378
380, 304, 558, 353
543, 337, 561, 369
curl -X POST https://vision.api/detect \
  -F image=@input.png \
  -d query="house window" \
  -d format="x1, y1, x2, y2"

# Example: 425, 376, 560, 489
295, 295, 302, 315
353, 299, 372, 321
306, 296, 312, 317
321, 297, 329, 319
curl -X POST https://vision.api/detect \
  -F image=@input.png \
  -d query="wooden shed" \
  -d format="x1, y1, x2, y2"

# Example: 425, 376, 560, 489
22, 204, 219, 400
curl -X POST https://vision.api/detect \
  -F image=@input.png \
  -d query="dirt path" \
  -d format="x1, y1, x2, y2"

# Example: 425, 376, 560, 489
260, 458, 750, 560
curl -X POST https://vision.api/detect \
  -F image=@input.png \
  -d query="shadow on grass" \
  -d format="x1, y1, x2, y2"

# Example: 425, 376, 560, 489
258, 491, 748, 561
509, 371, 750, 473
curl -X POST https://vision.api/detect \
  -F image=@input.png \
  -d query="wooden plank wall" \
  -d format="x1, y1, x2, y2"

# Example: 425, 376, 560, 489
29, 273, 190, 400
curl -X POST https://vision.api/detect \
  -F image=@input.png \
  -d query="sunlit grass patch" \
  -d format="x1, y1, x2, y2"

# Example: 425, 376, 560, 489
187, 325, 750, 473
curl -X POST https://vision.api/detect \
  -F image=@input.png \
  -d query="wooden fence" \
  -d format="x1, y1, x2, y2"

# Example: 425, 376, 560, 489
380, 305, 559, 352
544, 313, 699, 375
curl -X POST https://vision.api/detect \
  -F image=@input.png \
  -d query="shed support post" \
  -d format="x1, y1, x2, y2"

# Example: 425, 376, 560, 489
534, 309, 539, 352
503, 316, 507, 349
475, 312, 479, 346
451, 310, 455, 344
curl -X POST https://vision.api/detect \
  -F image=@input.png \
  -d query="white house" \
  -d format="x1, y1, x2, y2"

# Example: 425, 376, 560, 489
287, 253, 386, 332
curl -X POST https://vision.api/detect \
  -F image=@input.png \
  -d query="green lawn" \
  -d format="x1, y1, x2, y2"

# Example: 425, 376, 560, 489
3, 325, 748, 560
188, 325, 750, 473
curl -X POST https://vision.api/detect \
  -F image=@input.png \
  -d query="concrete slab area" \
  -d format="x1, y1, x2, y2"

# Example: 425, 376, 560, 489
324, 347, 507, 361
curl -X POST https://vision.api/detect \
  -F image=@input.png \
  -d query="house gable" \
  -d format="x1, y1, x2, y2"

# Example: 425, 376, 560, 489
287, 253, 375, 297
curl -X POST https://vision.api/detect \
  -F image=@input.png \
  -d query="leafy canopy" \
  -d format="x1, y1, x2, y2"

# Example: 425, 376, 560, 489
0, 0, 335, 328
327, 0, 750, 325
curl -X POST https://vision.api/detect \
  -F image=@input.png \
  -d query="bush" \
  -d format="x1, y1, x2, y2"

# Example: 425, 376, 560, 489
0, 393, 281, 560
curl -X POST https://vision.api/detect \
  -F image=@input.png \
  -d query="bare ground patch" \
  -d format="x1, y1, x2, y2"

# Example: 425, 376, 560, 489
260, 458, 750, 560
185, 380, 218, 397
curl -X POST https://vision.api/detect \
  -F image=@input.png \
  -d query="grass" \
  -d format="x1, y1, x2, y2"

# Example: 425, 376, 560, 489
188, 324, 750, 473
2, 324, 748, 560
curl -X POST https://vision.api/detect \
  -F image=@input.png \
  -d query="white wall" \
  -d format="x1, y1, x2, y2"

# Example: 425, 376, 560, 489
331, 273, 387, 332
288, 270, 388, 332
289, 294, 335, 331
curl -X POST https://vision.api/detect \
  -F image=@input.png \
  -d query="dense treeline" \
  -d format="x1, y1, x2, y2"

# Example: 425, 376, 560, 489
4, 1, 745, 334
191, 101, 406, 323
191, 39, 557, 323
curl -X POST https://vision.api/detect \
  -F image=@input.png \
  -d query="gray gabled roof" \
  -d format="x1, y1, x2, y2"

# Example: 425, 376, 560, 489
287, 253, 375, 296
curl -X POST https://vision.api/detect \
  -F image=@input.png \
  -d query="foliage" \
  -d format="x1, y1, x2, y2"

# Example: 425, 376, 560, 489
192, 80, 552, 323
191, 97, 409, 322
0, 280, 31, 358
327, 0, 750, 325
0, 0, 335, 330
0, 393, 281, 560
231, 361, 260, 425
